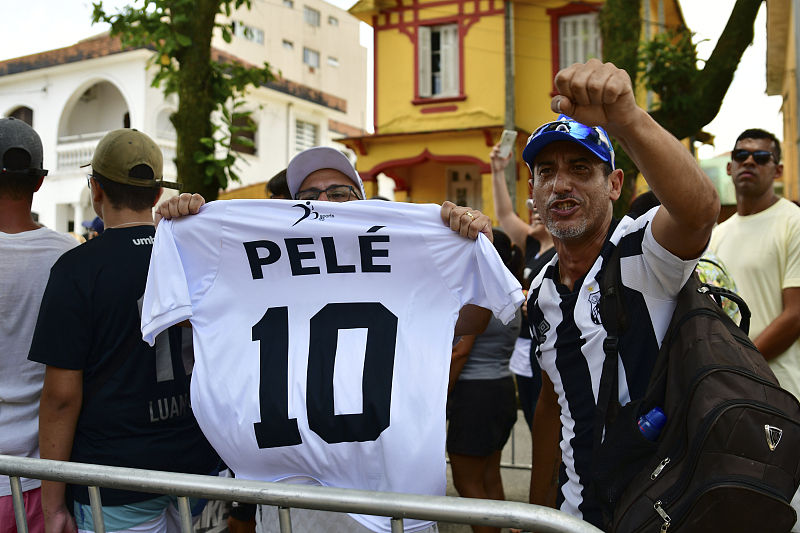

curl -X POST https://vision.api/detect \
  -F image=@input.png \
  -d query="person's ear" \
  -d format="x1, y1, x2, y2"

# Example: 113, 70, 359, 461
90, 178, 103, 204
153, 187, 164, 207
774, 163, 784, 181
608, 169, 623, 201
33, 176, 44, 192
726, 161, 733, 177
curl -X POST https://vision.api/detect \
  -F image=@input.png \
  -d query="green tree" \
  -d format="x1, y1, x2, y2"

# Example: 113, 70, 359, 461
599, 0, 763, 216
93, 0, 274, 200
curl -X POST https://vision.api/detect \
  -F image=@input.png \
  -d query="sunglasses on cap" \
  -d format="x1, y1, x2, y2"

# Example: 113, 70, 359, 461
731, 149, 777, 165
531, 118, 615, 168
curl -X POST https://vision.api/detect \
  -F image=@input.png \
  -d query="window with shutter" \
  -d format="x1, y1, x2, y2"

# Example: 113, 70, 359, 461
417, 23, 460, 99
558, 13, 600, 69
295, 120, 318, 153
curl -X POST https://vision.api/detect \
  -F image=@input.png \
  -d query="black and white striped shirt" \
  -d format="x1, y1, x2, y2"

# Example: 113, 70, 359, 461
527, 209, 697, 526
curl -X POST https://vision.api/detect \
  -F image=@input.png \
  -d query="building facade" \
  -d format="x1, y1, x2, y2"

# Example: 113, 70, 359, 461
766, 0, 799, 201
341, 0, 684, 219
0, 0, 367, 231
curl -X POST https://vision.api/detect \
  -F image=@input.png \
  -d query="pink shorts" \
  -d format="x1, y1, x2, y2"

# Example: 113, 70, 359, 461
0, 487, 44, 533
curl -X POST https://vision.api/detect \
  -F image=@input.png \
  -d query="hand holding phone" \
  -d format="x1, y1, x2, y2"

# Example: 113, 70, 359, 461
498, 130, 518, 159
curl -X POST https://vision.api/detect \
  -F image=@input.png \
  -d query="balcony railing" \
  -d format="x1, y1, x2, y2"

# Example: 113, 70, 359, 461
56, 132, 177, 176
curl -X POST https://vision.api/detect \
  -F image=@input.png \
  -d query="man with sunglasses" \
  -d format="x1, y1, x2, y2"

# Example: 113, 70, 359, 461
711, 130, 800, 406
522, 59, 719, 528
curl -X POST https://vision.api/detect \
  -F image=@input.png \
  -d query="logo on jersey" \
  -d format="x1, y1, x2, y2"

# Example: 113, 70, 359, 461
588, 287, 602, 325
292, 201, 334, 226
133, 236, 155, 246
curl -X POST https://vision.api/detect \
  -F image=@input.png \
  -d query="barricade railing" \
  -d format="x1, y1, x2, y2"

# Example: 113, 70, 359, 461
0, 455, 600, 533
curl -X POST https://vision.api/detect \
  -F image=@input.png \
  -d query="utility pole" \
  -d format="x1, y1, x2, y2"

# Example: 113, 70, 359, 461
504, 0, 517, 208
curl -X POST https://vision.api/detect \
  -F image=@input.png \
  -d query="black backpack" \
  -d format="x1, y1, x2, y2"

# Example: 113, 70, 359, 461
593, 245, 800, 533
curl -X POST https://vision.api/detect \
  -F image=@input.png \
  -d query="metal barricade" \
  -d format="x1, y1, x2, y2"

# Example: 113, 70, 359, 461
0, 455, 600, 533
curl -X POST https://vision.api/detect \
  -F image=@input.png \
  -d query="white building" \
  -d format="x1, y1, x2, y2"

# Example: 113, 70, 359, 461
0, 0, 367, 232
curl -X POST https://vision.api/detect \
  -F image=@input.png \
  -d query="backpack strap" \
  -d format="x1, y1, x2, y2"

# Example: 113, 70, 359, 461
595, 243, 626, 451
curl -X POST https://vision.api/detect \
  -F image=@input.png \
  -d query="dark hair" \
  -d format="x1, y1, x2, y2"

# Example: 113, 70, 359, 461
93, 165, 160, 211
627, 190, 661, 219
0, 174, 38, 200
266, 169, 291, 199
735, 129, 781, 163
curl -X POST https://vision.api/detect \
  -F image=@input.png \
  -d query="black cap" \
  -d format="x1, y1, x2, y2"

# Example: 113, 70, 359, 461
0, 117, 48, 178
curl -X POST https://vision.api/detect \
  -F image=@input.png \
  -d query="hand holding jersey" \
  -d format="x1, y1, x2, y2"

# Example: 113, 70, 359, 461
141, 200, 523, 533
144, 146, 520, 533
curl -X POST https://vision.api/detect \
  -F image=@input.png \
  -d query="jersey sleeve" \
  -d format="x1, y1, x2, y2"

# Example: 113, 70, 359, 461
28, 258, 92, 369
425, 228, 524, 325
622, 210, 698, 299
141, 220, 193, 346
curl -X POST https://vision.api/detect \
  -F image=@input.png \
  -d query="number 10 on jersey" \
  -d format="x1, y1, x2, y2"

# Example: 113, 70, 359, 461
252, 302, 398, 448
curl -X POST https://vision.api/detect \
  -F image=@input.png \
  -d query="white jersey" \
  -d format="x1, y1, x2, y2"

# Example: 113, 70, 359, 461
141, 199, 523, 533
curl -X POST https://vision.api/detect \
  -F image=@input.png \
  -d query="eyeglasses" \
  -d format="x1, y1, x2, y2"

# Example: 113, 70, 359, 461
531, 117, 615, 168
86, 174, 104, 190
732, 149, 777, 165
295, 184, 361, 202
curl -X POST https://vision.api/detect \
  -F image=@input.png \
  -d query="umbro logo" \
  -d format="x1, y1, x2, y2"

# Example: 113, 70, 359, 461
292, 201, 335, 226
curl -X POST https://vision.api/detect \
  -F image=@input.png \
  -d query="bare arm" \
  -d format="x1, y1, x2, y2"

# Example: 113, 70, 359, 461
529, 372, 561, 507
454, 305, 491, 337
448, 335, 477, 395
754, 287, 800, 360
39, 367, 83, 533
553, 60, 719, 260
490, 144, 533, 248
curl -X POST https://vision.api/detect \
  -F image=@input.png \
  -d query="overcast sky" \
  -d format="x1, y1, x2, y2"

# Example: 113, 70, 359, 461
0, 0, 782, 159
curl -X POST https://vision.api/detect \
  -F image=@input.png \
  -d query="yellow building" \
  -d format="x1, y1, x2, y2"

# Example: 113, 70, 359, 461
342, 0, 684, 222
766, 0, 798, 201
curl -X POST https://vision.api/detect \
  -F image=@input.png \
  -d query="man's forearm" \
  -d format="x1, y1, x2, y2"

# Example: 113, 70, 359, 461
612, 110, 719, 239
39, 368, 83, 521
529, 378, 561, 507
491, 167, 531, 248
754, 312, 800, 360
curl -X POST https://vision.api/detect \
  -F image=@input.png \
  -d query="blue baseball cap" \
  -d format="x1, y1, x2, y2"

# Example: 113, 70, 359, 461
522, 115, 615, 170
82, 216, 104, 233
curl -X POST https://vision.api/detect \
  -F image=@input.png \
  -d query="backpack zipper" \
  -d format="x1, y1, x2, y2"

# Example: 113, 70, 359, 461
651, 476, 787, 532
653, 500, 671, 532
647, 365, 790, 482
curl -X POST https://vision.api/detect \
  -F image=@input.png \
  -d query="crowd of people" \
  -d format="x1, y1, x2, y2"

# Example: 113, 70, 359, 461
2, 58, 799, 533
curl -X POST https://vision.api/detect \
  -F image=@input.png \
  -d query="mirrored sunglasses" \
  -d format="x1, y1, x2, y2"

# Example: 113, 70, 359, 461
532, 119, 614, 165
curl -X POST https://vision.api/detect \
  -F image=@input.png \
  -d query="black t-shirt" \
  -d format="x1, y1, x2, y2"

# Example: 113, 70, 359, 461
29, 226, 218, 505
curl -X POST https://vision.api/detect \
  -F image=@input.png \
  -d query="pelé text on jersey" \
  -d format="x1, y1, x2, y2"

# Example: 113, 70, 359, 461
243, 231, 391, 279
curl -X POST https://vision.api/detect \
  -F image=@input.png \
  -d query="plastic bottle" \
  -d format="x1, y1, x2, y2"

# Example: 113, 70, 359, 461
637, 407, 667, 441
